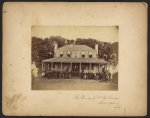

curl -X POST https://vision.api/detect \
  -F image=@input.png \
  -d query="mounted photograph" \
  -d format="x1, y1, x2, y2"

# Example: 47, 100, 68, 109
31, 26, 119, 90
3, 2, 147, 116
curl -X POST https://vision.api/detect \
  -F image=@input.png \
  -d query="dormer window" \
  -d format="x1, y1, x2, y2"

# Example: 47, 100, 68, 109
82, 52, 85, 58
60, 52, 63, 57
89, 55, 92, 58
89, 52, 92, 58
67, 51, 71, 58
67, 54, 70, 57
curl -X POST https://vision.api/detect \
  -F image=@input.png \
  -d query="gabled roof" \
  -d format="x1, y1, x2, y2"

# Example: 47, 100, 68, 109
43, 57, 108, 64
57, 45, 96, 52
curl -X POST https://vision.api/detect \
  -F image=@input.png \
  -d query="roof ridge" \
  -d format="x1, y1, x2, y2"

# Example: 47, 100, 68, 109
57, 44, 96, 51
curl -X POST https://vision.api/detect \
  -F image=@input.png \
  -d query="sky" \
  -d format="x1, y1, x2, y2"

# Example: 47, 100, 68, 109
31, 26, 119, 43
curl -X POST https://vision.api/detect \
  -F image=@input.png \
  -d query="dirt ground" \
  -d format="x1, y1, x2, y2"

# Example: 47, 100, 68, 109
32, 77, 118, 90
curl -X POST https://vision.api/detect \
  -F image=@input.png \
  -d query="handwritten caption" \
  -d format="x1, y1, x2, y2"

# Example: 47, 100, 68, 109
73, 94, 121, 109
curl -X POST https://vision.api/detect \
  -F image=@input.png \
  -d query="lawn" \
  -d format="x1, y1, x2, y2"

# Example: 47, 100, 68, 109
32, 77, 118, 90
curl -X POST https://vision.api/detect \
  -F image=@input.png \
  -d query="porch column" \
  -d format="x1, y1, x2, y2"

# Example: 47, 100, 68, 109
48, 63, 49, 69
89, 63, 92, 70
43, 63, 45, 71
70, 63, 72, 71
45, 63, 47, 71
51, 62, 53, 71
98, 63, 100, 71
105, 64, 107, 71
80, 63, 81, 73
42, 61, 44, 72
61, 62, 62, 72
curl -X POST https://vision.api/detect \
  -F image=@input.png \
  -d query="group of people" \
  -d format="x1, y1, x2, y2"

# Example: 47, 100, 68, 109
44, 69, 113, 82
81, 71, 112, 82
45, 70, 71, 79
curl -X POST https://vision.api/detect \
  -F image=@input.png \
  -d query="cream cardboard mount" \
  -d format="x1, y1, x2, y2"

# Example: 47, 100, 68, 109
2, 2, 147, 116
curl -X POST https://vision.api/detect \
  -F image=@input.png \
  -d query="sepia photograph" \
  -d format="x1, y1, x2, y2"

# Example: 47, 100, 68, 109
31, 26, 119, 90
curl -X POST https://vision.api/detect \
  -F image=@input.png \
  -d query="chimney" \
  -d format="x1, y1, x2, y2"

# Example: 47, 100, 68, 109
95, 44, 98, 54
54, 42, 58, 57
54, 42, 58, 51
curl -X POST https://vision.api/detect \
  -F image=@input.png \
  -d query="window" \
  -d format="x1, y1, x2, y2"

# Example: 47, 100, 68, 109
82, 52, 85, 58
60, 51, 63, 57
67, 51, 71, 57
89, 54, 92, 58
67, 54, 70, 57
60, 54, 63, 57
89, 52, 92, 58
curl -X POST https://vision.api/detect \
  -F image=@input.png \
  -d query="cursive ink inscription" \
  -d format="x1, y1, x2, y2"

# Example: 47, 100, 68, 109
73, 94, 121, 109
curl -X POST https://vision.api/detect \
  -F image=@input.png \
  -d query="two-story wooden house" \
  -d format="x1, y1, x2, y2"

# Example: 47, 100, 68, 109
42, 43, 108, 76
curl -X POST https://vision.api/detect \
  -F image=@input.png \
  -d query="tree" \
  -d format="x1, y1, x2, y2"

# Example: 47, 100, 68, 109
32, 36, 68, 71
